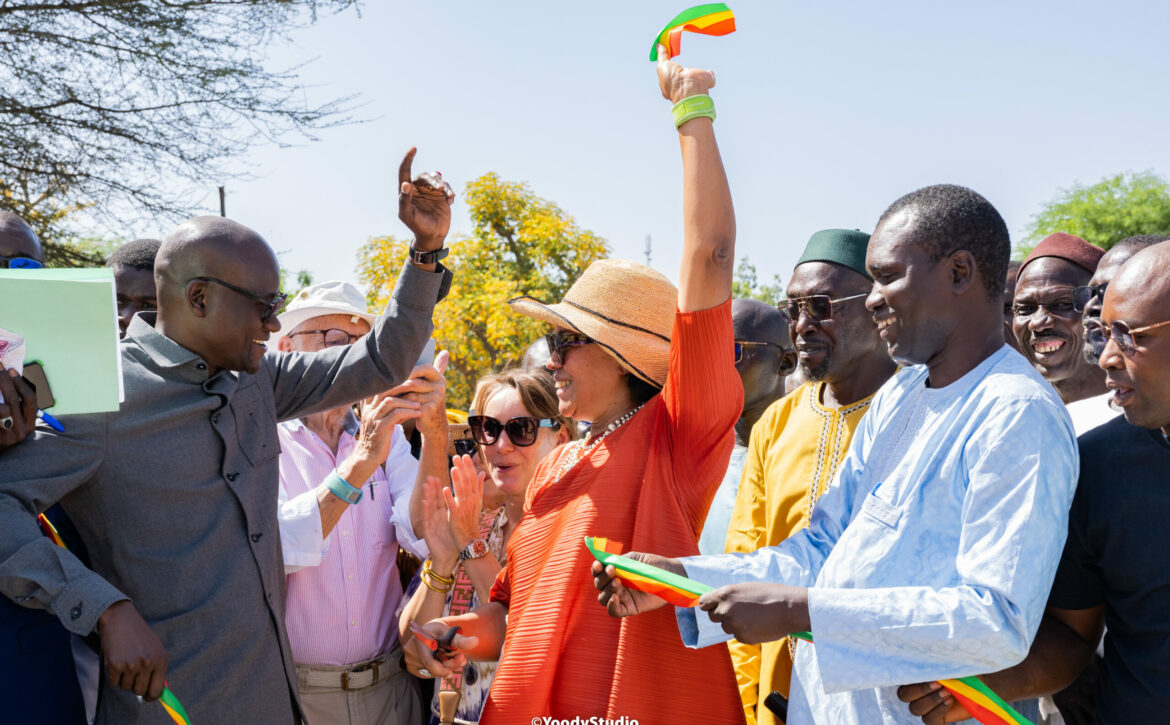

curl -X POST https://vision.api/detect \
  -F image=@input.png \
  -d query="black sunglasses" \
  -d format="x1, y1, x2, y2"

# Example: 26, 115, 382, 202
544, 330, 592, 363
734, 341, 787, 364
1072, 283, 1107, 314
452, 438, 478, 457
467, 415, 559, 447
189, 276, 288, 323
779, 293, 866, 323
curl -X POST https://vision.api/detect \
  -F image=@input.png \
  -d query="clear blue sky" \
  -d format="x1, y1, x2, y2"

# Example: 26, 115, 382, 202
164, 0, 1170, 292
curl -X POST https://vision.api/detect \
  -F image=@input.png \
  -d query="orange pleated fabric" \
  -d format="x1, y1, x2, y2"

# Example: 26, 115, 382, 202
482, 300, 746, 724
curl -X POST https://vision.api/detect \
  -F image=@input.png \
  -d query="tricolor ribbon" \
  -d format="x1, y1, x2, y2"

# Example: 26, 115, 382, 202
585, 536, 1033, 725
37, 513, 193, 725
650, 3, 737, 60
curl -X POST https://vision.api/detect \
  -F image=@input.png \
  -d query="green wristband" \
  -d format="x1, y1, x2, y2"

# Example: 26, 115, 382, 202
671, 94, 715, 128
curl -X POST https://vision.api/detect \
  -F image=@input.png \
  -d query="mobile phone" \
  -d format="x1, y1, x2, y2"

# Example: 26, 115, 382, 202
415, 339, 436, 368
22, 361, 55, 409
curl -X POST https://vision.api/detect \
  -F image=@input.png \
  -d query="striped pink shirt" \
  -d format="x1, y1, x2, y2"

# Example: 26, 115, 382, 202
277, 418, 424, 666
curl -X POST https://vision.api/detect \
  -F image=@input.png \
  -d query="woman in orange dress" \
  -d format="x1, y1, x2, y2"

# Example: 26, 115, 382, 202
413, 50, 746, 724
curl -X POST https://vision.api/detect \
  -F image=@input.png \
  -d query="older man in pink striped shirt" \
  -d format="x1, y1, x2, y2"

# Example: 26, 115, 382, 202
276, 280, 449, 725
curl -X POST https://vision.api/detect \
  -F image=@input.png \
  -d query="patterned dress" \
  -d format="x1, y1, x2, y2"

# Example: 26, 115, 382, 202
401, 507, 508, 725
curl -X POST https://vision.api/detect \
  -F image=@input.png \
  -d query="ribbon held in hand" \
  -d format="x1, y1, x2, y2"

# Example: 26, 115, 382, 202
38, 514, 193, 724
649, 3, 737, 60
789, 631, 1032, 725
585, 536, 712, 607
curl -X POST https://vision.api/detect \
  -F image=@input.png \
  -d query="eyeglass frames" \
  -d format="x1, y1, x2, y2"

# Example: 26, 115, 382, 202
1072, 283, 1108, 314
288, 328, 363, 348
1, 256, 43, 269
734, 341, 787, 364
452, 438, 478, 457
1099, 318, 1170, 358
779, 293, 867, 323
467, 415, 559, 447
544, 330, 592, 364
188, 276, 288, 323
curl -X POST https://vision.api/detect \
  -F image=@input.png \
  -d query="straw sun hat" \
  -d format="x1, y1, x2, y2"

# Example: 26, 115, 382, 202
508, 259, 678, 388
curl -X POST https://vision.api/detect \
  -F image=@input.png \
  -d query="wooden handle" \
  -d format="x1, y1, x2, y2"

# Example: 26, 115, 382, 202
438, 690, 460, 724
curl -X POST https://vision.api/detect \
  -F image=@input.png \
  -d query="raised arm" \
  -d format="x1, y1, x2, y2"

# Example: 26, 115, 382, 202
270, 148, 454, 421
658, 46, 735, 313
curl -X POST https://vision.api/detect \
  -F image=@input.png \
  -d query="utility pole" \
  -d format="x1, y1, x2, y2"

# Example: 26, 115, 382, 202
644, 235, 652, 266
218, 186, 226, 217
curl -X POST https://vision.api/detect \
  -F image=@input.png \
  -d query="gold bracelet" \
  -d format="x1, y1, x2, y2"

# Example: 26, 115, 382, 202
421, 571, 451, 593
422, 561, 455, 585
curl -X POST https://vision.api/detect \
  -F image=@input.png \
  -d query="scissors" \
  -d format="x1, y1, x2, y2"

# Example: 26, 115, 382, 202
409, 622, 463, 663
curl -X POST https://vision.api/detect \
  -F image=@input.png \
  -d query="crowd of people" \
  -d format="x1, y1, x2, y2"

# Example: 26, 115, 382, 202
1, 50, 1168, 725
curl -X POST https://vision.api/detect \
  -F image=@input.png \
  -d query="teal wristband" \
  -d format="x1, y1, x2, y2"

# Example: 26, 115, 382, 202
671, 94, 715, 128
325, 470, 362, 505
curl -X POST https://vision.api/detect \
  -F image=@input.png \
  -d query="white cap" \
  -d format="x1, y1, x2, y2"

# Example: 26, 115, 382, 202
273, 280, 378, 347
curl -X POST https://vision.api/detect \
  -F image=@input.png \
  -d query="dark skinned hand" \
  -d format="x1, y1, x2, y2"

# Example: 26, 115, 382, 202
398, 147, 454, 250
897, 681, 970, 724
592, 551, 685, 618
0, 367, 38, 450
97, 600, 168, 701
697, 582, 811, 645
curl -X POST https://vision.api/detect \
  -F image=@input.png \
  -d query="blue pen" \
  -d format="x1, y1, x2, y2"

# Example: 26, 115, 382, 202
37, 409, 65, 432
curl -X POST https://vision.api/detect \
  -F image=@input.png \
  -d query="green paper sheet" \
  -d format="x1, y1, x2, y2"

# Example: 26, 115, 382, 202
0, 268, 123, 415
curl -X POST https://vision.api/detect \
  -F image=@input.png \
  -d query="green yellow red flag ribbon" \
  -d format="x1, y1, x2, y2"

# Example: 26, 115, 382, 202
649, 3, 737, 60
585, 536, 1032, 725
159, 682, 193, 725
37, 513, 193, 724
586, 536, 712, 607
788, 632, 1032, 725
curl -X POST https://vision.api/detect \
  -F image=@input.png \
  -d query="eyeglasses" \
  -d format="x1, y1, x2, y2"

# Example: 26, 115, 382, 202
189, 276, 288, 323
467, 415, 559, 447
734, 341, 787, 364
544, 330, 592, 364
1072, 283, 1108, 314
1099, 318, 1170, 358
288, 328, 363, 348
1, 256, 43, 269
779, 293, 867, 323
452, 438, 478, 457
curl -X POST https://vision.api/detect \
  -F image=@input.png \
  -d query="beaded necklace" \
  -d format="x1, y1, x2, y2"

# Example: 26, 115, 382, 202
551, 403, 645, 481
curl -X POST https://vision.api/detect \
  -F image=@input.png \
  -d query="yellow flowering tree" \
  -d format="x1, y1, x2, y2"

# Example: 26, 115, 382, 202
357, 173, 610, 408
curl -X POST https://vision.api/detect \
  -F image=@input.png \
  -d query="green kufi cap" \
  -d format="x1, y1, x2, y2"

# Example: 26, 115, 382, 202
794, 229, 872, 280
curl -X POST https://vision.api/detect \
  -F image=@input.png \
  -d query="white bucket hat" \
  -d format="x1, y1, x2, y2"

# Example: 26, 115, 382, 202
273, 280, 378, 347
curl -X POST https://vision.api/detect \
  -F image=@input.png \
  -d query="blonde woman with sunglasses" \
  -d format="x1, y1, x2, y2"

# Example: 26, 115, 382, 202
399, 369, 573, 724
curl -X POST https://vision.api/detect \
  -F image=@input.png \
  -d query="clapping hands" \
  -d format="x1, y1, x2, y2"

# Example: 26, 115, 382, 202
421, 455, 486, 571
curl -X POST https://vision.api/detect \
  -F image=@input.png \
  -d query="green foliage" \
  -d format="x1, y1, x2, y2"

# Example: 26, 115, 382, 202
1021, 171, 1170, 255
732, 256, 785, 306
357, 173, 610, 408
